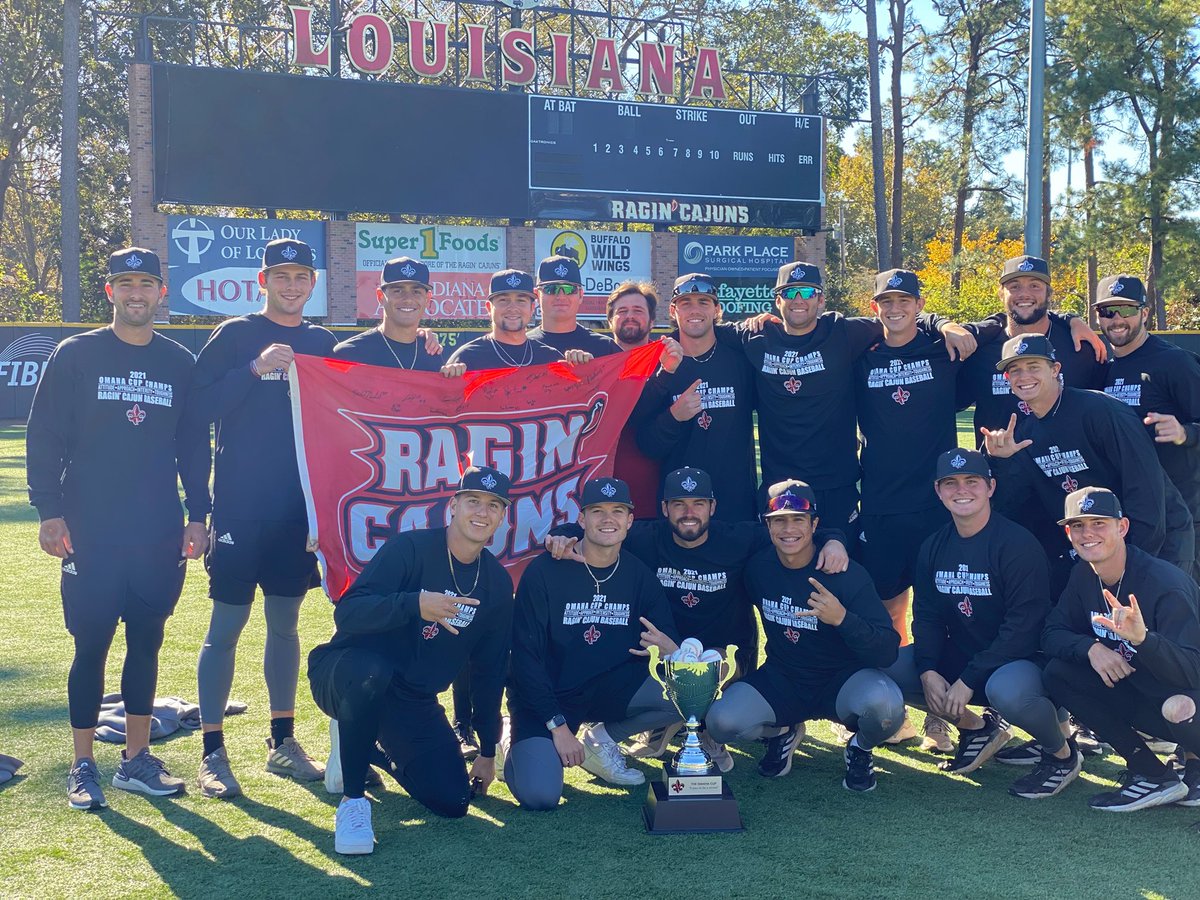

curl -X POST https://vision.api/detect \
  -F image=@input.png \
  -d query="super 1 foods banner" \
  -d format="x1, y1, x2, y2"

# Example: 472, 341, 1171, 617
167, 216, 329, 317
677, 235, 793, 319
355, 224, 507, 321
535, 229, 652, 319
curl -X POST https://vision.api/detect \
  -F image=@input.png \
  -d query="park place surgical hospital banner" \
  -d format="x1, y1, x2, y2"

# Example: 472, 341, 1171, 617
167, 216, 329, 317
289, 343, 663, 598
356, 224, 506, 320
678, 235, 793, 319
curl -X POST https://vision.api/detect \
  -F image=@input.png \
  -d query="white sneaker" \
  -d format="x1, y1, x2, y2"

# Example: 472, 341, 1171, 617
495, 716, 511, 784
581, 726, 645, 785
325, 719, 343, 795
334, 796, 375, 855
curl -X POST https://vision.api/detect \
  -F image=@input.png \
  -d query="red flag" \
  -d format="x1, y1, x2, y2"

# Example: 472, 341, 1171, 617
290, 342, 663, 599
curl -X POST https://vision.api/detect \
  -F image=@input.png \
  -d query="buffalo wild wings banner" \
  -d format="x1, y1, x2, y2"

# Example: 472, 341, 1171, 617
289, 343, 664, 599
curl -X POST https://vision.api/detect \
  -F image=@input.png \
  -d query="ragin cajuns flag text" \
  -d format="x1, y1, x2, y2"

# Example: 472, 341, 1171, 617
289, 343, 663, 599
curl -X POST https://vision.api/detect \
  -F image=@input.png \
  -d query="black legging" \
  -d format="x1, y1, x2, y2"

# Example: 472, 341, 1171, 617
68, 616, 166, 729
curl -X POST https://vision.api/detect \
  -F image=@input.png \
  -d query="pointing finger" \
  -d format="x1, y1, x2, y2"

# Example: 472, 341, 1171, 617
807, 577, 829, 595
1007, 413, 1018, 433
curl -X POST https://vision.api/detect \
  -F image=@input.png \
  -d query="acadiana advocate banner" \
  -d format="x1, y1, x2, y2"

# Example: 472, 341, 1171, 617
677, 235, 793, 319
534, 228, 652, 319
355, 224, 506, 321
289, 343, 663, 598
167, 216, 329, 317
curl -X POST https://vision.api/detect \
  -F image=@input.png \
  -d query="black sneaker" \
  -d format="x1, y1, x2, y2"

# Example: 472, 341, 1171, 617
843, 741, 877, 793
1177, 760, 1200, 808
1088, 770, 1189, 812
453, 722, 479, 761
1009, 747, 1082, 799
1069, 717, 1106, 756
757, 724, 802, 778
994, 739, 1043, 766
939, 711, 1011, 774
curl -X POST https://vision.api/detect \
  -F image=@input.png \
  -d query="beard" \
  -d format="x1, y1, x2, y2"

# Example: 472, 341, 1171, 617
669, 517, 710, 543
1007, 299, 1049, 326
616, 320, 650, 345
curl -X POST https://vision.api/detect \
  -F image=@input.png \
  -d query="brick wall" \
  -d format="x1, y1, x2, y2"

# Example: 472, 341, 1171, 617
328, 220, 357, 324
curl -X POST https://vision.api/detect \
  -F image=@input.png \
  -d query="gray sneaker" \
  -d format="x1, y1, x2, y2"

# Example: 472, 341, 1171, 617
198, 747, 243, 799
68, 758, 107, 810
266, 736, 325, 782
112, 748, 186, 797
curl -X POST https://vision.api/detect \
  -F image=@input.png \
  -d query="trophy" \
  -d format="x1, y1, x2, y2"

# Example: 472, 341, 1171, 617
643, 641, 744, 834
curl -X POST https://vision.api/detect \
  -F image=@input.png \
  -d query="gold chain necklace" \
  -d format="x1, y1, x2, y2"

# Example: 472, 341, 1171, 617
447, 542, 481, 598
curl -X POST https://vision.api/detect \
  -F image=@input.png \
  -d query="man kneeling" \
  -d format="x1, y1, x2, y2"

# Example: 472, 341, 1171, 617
505, 477, 681, 809
308, 467, 515, 854
706, 480, 903, 792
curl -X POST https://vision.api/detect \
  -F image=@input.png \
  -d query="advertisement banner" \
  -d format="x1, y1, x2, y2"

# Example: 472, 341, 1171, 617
677, 235, 794, 319
166, 216, 328, 317
355, 224, 506, 321
534, 229, 652, 318
289, 344, 662, 597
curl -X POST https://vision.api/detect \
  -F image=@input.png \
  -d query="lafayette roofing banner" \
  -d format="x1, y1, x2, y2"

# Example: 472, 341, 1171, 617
167, 216, 329, 317
355, 224, 507, 321
534, 228, 652, 319
677, 235, 794, 319
289, 343, 663, 598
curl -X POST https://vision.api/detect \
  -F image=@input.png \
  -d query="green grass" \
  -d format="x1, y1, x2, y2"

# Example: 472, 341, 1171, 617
2, 420, 1199, 899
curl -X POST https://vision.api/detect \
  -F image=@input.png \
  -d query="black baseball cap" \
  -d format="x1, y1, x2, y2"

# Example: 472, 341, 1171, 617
995, 333, 1058, 372
1093, 274, 1146, 308
380, 257, 431, 289
1000, 255, 1051, 285
935, 449, 991, 482
487, 269, 535, 300
873, 268, 921, 301
763, 479, 818, 518
537, 255, 582, 286
662, 467, 714, 501
775, 261, 823, 292
1058, 487, 1123, 526
456, 466, 511, 506
107, 247, 163, 283
579, 477, 634, 509
672, 273, 719, 300
262, 238, 316, 271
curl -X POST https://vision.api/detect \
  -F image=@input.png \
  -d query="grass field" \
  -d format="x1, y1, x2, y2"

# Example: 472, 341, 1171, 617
2, 418, 1198, 900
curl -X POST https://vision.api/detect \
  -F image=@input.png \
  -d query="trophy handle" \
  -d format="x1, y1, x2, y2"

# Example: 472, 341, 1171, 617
714, 644, 739, 700
648, 644, 669, 699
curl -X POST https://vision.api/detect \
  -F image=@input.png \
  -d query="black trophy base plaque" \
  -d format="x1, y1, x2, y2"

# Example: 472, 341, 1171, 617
643, 780, 744, 834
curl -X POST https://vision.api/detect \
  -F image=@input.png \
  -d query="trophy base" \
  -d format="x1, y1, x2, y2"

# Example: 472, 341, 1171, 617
643, 781, 744, 834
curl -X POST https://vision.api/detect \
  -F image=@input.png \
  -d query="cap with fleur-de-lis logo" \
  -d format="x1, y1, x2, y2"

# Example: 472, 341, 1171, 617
456, 466, 511, 505
996, 333, 1057, 372
873, 268, 921, 301
662, 467, 714, 501
1000, 255, 1050, 285
935, 448, 991, 482
262, 238, 316, 271
488, 269, 534, 300
537, 255, 582, 287
1093, 274, 1146, 309
106, 247, 163, 283
580, 477, 633, 509
1058, 486, 1122, 525
380, 256, 431, 289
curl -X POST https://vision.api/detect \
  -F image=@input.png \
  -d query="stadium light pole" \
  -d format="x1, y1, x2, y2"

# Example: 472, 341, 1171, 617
62, 0, 81, 322
1023, 0, 1045, 256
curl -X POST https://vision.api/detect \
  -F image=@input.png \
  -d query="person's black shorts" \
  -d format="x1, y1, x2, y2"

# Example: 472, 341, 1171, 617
205, 517, 319, 605
814, 483, 861, 549
60, 536, 187, 637
739, 662, 860, 727
858, 504, 949, 599
510, 660, 649, 744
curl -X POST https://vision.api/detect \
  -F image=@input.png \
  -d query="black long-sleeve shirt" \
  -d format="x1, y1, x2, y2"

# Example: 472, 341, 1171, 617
1042, 544, 1200, 693
445, 336, 564, 371
912, 513, 1051, 691
509, 549, 678, 726
26, 327, 211, 542
190, 313, 337, 523
526, 324, 620, 357
744, 550, 899, 683
313, 527, 515, 756
329, 328, 443, 371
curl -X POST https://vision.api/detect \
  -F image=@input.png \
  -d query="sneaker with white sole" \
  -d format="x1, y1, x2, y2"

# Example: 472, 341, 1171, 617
1008, 747, 1082, 799
334, 796, 375, 855
939, 711, 1011, 775
624, 722, 683, 759
1088, 770, 1188, 812
112, 748, 186, 797
1175, 759, 1200, 808
758, 724, 803, 778
994, 739, 1043, 766
843, 741, 877, 793
198, 747, 242, 799
920, 715, 955, 754
580, 726, 645, 785
266, 736, 325, 782
495, 716, 511, 783
700, 731, 734, 774
1069, 717, 1107, 756
67, 758, 107, 810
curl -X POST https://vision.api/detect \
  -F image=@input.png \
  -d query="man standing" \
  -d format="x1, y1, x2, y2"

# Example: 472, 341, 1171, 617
330, 257, 445, 372
191, 238, 336, 798
1099, 274, 1200, 576
1042, 487, 1200, 811
706, 481, 903, 792
606, 282, 662, 514
526, 255, 620, 357
27, 248, 211, 810
504, 478, 681, 809
308, 467, 515, 854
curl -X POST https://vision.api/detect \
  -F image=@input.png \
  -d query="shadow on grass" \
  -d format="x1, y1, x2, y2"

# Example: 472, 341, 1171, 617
5, 702, 70, 725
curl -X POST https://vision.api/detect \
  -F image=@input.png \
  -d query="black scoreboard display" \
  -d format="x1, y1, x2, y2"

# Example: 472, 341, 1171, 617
529, 95, 824, 206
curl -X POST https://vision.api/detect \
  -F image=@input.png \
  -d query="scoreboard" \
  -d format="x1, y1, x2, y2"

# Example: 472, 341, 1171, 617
529, 96, 824, 204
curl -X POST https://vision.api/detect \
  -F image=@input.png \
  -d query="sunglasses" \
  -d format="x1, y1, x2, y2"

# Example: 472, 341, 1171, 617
541, 283, 580, 295
766, 493, 815, 514
674, 280, 718, 298
1097, 304, 1142, 319
778, 286, 820, 300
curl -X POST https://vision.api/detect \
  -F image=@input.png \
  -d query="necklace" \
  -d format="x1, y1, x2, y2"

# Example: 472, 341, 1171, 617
378, 328, 419, 370
492, 337, 534, 367
689, 342, 717, 364
583, 553, 621, 592
447, 542, 481, 598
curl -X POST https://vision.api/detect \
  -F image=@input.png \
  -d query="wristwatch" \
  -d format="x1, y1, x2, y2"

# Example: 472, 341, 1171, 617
545, 714, 567, 731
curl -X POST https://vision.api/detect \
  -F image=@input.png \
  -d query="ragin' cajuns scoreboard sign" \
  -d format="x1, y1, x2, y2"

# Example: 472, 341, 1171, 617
149, 3, 824, 229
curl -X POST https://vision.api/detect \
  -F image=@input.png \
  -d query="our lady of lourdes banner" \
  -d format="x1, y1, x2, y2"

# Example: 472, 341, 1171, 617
289, 343, 664, 599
